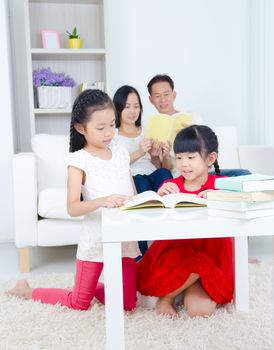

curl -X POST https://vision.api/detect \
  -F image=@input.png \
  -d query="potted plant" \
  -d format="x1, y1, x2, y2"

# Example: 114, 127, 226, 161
67, 27, 82, 49
33, 67, 76, 109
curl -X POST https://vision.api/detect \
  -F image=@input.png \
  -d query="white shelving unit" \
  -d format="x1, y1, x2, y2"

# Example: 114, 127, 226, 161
10, 0, 109, 151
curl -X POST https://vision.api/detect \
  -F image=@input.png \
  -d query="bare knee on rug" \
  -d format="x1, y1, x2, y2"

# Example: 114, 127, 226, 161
184, 280, 216, 318
184, 272, 200, 290
155, 272, 200, 319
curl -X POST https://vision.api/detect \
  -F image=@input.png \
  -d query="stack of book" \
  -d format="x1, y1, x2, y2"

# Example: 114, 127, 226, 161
207, 174, 274, 219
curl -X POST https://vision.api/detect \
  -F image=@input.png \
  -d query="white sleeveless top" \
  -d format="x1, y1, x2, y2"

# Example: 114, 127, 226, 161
67, 143, 140, 262
114, 129, 157, 176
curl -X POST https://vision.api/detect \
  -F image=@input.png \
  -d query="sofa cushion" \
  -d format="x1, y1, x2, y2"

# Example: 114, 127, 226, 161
32, 134, 69, 191
213, 126, 240, 168
38, 187, 82, 220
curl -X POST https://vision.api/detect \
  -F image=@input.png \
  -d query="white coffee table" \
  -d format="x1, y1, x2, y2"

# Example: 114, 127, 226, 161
102, 207, 274, 350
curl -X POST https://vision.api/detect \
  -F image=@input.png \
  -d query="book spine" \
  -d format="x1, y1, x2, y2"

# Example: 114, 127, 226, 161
215, 181, 242, 191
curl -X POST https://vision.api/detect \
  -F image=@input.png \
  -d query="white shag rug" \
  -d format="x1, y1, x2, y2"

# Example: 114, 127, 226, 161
0, 263, 273, 350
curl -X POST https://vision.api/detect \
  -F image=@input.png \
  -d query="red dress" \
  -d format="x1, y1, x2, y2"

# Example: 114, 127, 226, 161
136, 175, 234, 305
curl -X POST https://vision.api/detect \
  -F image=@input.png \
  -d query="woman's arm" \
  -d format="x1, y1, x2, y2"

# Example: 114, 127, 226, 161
130, 171, 137, 195
161, 154, 174, 170
67, 166, 131, 217
129, 138, 152, 164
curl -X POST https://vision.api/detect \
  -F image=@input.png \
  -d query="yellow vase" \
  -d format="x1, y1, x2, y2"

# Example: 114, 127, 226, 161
68, 38, 82, 49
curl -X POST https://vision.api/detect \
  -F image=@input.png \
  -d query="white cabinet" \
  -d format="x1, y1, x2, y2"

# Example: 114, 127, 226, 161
10, 0, 109, 150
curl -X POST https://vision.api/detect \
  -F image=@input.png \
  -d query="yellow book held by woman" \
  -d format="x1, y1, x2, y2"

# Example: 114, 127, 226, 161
144, 113, 192, 143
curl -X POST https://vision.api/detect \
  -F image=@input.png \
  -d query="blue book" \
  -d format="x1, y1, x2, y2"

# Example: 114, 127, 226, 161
215, 174, 274, 192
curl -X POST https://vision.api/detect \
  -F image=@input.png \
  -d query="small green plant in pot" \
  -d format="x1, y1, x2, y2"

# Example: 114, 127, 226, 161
67, 27, 82, 48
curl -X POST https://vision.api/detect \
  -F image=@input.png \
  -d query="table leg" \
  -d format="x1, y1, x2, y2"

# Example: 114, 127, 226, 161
234, 236, 249, 312
103, 242, 125, 350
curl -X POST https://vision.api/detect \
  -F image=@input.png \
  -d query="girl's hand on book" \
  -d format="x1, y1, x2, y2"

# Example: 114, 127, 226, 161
197, 189, 214, 198
102, 194, 132, 208
157, 182, 180, 196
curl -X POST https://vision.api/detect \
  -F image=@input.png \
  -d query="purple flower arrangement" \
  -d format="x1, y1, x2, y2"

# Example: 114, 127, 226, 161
33, 67, 76, 88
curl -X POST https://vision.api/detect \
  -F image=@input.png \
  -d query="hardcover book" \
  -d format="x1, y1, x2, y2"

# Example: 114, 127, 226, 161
206, 190, 274, 202
215, 174, 274, 192
144, 113, 192, 144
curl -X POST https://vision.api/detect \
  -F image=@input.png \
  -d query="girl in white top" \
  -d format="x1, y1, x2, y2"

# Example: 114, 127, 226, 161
8, 89, 140, 311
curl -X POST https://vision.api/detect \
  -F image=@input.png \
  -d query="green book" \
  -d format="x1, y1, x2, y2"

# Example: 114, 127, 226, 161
215, 174, 274, 192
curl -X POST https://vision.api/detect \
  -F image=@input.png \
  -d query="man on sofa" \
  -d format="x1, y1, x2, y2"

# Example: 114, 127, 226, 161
147, 73, 251, 177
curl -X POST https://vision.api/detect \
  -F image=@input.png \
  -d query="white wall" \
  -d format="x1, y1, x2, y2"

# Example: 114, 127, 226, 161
250, 0, 274, 145
107, 0, 250, 143
0, 0, 15, 242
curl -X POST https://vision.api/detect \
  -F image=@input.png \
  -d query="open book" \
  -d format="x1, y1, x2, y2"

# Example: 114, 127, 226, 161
120, 190, 206, 210
144, 113, 192, 144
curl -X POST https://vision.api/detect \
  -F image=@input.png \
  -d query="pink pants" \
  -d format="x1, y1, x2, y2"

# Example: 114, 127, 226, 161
32, 257, 136, 311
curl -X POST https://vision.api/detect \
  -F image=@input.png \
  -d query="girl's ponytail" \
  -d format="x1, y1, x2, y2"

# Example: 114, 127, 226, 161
213, 159, 221, 176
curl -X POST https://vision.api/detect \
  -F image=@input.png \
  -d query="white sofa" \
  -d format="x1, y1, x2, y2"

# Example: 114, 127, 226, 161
13, 126, 274, 272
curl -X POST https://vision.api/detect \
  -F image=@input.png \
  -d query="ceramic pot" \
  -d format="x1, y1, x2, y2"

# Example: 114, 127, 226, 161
68, 38, 82, 49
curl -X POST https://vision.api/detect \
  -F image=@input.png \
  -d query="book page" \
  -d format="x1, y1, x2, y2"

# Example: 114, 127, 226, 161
121, 190, 163, 210
162, 193, 207, 208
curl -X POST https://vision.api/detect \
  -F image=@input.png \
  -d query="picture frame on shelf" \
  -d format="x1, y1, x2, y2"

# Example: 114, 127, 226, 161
41, 30, 60, 49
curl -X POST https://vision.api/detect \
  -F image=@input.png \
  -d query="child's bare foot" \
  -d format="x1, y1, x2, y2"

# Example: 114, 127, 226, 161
6, 279, 33, 299
156, 297, 178, 319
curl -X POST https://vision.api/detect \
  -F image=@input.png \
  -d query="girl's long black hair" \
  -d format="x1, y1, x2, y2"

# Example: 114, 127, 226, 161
113, 85, 143, 128
69, 89, 114, 152
173, 125, 220, 175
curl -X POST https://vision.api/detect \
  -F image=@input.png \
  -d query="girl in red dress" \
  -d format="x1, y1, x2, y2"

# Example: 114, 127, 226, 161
137, 125, 234, 318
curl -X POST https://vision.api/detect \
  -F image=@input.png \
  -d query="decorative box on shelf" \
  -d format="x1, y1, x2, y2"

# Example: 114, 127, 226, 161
33, 67, 75, 109
37, 86, 72, 109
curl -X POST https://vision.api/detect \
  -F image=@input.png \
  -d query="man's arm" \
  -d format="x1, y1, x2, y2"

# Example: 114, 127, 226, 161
161, 153, 173, 170
160, 141, 173, 170
149, 139, 174, 170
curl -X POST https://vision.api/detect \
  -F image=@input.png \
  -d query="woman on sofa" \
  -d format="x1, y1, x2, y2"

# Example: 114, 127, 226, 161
113, 85, 173, 194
